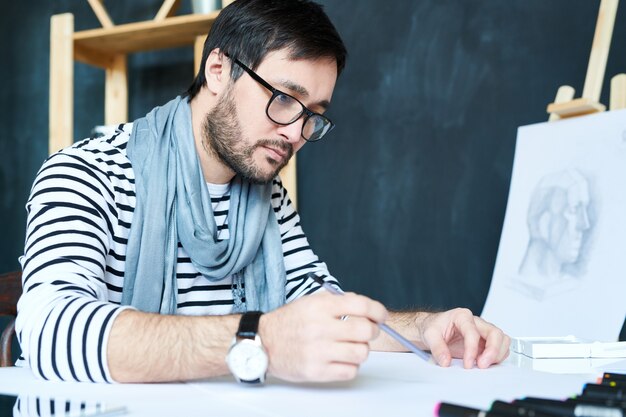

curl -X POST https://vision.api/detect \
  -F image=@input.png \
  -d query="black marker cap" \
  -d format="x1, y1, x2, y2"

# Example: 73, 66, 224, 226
604, 373, 626, 382
436, 402, 510, 417
602, 380, 626, 389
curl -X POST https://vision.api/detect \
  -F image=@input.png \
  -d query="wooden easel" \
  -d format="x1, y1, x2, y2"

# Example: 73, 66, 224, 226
547, 0, 625, 122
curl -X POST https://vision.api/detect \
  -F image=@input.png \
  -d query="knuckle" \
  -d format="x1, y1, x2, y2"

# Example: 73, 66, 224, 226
353, 320, 375, 340
353, 344, 370, 363
302, 361, 321, 380
455, 307, 473, 317
345, 293, 369, 313
492, 327, 505, 339
366, 322, 379, 340
503, 334, 511, 348
372, 324, 381, 339
337, 365, 358, 381
307, 324, 324, 340
342, 293, 357, 305
374, 301, 387, 317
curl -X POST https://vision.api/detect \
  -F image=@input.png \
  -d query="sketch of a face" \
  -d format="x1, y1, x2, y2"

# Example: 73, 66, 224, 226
519, 169, 591, 279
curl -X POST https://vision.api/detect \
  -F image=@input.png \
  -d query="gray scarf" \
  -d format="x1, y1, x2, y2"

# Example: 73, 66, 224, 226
121, 96, 286, 314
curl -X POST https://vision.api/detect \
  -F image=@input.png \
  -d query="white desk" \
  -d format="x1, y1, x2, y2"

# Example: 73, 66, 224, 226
1, 352, 625, 417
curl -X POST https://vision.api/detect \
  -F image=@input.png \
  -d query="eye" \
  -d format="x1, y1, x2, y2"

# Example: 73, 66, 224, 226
565, 205, 580, 216
274, 92, 294, 106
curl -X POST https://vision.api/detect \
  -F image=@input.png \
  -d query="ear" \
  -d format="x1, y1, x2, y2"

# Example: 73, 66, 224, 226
204, 48, 232, 96
538, 212, 551, 241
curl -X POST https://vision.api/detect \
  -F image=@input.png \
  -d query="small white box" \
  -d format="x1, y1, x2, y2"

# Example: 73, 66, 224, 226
512, 336, 626, 359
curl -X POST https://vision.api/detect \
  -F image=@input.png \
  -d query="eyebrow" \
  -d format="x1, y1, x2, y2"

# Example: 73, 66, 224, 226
277, 79, 331, 111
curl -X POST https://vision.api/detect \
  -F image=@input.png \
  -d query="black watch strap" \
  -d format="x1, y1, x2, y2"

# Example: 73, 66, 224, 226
244, 378, 262, 384
237, 311, 263, 339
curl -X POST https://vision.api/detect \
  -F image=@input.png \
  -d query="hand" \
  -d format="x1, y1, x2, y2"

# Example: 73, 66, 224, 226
418, 308, 510, 369
259, 291, 388, 382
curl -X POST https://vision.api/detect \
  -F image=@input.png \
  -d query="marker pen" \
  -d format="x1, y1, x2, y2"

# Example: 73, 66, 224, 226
567, 396, 626, 410
435, 402, 510, 417
583, 384, 626, 401
514, 397, 624, 417
489, 400, 555, 417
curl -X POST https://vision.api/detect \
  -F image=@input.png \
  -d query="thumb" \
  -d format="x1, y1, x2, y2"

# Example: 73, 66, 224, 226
425, 335, 452, 367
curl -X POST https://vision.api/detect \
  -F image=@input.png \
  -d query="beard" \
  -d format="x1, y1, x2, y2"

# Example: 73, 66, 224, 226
202, 86, 294, 184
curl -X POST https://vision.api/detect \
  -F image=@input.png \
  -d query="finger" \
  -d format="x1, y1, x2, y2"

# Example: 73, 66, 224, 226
293, 354, 362, 382
330, 292, 388, 324
474, 318, 511, 368
325, 341, 370, 366
315, 362, 360, 382
453, 312, 482, 369
333, 316, 381, 343
473, 317, 506, 367
424, 333, 452, 367
500, 337, 511, 362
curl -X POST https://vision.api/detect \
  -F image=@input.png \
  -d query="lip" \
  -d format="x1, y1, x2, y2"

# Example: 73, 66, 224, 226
263, 146, 287, 160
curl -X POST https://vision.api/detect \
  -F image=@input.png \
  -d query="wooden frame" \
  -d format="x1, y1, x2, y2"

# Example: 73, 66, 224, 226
547, 0, 619, 119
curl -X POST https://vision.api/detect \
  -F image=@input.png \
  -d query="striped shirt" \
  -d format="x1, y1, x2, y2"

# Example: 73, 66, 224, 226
17, 123, 339, 383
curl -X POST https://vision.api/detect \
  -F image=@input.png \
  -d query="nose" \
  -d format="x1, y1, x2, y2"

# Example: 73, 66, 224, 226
576, 207, 591, 231
275, 117, 305, 146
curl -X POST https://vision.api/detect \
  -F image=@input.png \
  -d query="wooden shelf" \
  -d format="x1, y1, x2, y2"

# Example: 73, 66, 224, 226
74, 12, 219, 68
49, 11, 217, 150
49, 6, 297, 205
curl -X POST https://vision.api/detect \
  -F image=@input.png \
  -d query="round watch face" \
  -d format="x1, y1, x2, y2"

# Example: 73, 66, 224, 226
227, 338, 268, 382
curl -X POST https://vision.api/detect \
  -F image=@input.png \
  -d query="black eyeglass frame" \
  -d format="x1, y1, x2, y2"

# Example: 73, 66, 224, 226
231, 57, 335, 142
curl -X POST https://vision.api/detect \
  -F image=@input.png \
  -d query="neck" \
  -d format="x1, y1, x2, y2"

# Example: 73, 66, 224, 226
526, 240, 562, 279
189, 90, 236, 185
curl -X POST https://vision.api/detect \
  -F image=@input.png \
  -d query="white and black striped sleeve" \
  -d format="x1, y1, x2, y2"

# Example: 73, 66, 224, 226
17, 145, 133, 383
271, 178, 342, 302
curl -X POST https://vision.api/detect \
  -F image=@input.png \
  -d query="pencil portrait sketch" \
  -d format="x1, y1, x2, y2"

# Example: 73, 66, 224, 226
518, 169, 592, 282
482, 109, 626, 340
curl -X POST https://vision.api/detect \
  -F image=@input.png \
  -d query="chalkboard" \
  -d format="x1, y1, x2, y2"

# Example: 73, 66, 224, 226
1, 0, 624, 339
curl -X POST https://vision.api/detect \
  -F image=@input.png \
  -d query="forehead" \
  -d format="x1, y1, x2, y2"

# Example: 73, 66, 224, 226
252, 49, 338, 101
567, 182, 590, 205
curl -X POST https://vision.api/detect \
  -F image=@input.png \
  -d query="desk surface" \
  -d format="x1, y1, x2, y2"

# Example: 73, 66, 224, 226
1, 352, 625, 417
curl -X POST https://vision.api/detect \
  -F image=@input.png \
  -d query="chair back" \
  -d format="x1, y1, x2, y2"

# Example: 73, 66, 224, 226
0, 271, 22, 367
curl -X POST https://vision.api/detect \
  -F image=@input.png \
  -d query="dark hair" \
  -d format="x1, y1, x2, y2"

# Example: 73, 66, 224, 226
185, 0, 347, 99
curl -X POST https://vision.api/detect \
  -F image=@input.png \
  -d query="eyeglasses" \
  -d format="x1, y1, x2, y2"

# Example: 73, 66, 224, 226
231, 58, 335, 142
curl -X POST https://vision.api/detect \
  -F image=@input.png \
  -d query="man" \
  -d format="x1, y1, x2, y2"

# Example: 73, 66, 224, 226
17, 0, 509, 384
519, 169, 592, 281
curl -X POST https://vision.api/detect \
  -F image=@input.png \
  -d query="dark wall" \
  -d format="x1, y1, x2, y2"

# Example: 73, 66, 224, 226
0, 0, 195, 275
1, 1, 624, 340
307, 0, 625, 317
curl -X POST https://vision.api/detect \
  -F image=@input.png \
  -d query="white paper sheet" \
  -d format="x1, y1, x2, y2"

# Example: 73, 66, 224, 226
2, 352, 622, 417
189, 352, 598, 417
482, 109, 626, 341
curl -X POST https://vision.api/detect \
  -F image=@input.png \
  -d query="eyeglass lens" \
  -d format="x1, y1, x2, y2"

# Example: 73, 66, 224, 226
267, 92, 331, 141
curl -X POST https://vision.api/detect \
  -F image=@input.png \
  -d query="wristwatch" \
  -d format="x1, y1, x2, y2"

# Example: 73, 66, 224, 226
226, 311, 268, 384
